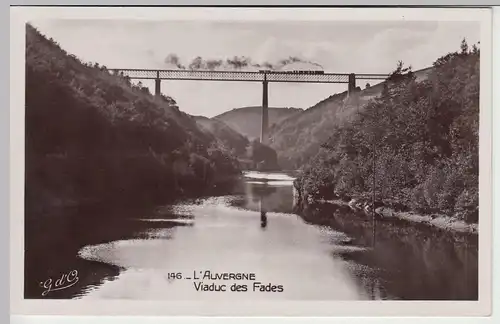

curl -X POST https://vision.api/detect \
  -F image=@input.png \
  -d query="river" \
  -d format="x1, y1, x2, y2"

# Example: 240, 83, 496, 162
24, 171, 478, 300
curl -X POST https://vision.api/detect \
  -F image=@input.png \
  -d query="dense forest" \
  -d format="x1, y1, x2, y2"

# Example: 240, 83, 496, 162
25, 24, 242, 215
295, 39, 480, 223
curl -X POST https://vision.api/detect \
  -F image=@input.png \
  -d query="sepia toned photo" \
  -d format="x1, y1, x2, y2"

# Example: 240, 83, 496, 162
10, 7, 493, 317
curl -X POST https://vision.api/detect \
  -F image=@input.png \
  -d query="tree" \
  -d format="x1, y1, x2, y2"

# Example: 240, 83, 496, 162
460, 38, 469, 54
140, 86, 150, 96
160, 94, 177, 106
472, 43, 479, 54
387, 60, 413, 83
365, 83, 371, 89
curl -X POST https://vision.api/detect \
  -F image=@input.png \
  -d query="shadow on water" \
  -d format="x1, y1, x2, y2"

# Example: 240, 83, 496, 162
23, 176, 267, 299
24, 204, 195, 299
296, 202, 478, 300
24, 180, 239, 299
25, 172, 478, 301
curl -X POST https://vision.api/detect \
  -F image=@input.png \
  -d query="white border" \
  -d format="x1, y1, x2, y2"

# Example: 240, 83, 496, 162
10, 6, 493, 317
9, 6, 493, 21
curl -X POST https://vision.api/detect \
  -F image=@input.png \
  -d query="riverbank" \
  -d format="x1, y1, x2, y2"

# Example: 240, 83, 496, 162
293, 184, 478, 235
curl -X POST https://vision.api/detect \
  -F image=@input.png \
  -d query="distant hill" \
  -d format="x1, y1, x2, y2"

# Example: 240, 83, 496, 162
193, 116, 249, 157
214, 106, 303, 140
25, 24, 241, 213
268, 67, 433, 169
193, 116, 281, 171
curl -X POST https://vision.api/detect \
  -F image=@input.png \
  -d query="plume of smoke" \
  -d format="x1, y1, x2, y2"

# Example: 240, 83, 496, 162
225, 56, 254, 70
164, 53, 185, 69
188, 56, 206, 70
260, 62, 275, 70
277, 56, 299, 66
205, 59, 223, 70
163, 53, 323, 71
276, 56, 324, 70
306, 61, 324, 69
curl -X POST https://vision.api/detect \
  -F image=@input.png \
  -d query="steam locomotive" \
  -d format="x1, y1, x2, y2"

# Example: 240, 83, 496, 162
258, 69, 325, 75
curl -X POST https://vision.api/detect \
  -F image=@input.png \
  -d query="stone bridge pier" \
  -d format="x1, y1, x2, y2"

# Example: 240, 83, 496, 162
155, 71, 161, 97
348, 73, 357, 95
260, 74, 269, 145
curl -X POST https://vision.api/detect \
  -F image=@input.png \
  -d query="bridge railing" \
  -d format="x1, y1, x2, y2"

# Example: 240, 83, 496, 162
109, 69, 388, 84
356, 74, 392, 80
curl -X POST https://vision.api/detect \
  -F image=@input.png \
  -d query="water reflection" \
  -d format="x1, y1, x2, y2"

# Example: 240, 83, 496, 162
260, 207, 267, 229
24, 172, 478, 301
298, 202, 478, 300
233, 178, 295, 215
24, 205, 158, 299
255, 185, 269, 230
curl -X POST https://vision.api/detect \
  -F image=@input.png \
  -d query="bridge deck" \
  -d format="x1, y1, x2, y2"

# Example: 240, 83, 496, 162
110, 69, 388, 83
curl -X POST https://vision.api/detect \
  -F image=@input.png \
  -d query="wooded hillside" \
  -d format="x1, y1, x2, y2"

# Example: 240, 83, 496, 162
296, 39, 480, 222
25, 24, 241, 214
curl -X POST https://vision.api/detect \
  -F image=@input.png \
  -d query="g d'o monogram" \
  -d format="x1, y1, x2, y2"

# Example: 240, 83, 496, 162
39, 269, 79, 296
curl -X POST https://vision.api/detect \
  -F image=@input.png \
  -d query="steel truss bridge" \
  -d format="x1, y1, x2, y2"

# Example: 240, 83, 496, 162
109, 68, 389, 143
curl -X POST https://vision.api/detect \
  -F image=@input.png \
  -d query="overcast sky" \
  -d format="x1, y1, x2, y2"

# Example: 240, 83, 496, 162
31, 19, 480, 117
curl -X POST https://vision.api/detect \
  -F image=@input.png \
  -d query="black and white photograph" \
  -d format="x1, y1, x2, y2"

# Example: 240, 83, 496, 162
10, 6, 493, 317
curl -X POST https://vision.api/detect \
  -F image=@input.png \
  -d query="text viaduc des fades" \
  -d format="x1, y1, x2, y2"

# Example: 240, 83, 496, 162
166, 270, 285, 293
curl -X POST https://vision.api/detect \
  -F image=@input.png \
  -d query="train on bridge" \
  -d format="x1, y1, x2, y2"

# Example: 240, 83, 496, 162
258, 69, 325, 75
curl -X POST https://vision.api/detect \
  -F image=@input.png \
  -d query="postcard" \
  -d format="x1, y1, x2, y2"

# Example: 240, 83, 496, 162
10, 6, 493, 317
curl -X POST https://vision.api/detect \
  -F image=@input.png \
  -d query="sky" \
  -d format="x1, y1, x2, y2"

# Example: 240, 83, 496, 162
31, 19, 480, 117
